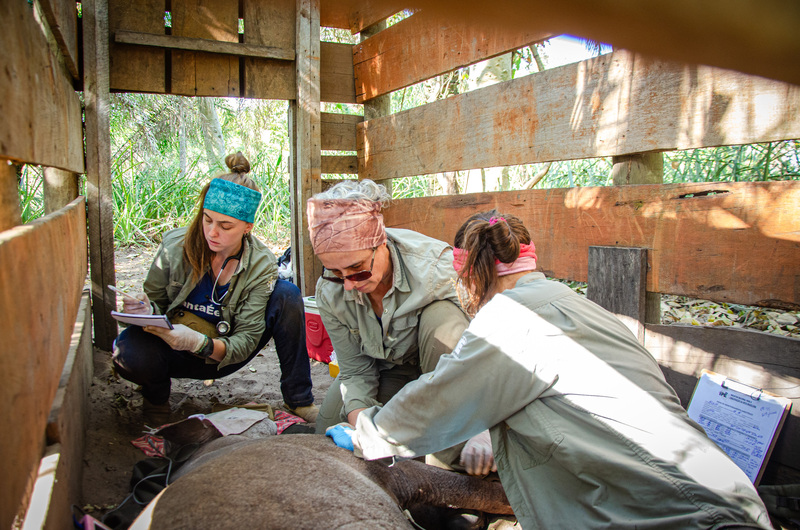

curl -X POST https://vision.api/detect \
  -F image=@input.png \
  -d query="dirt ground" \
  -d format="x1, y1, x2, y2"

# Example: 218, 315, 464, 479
79, 246, 334, 518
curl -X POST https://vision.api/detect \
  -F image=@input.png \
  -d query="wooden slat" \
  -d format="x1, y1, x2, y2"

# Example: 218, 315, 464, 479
243, 0, 295, 100
0, 0, 83, 172
417, 0, 800, 88
38, 0, 79, 79
322, 155, 358, 174
587, 246, 647, 343
353, 10, 550, 102
38, 294, 92, 529
0, 198, 86, 530
292, 0, 323, 295
321, 112, 363, 150
358, 49, 800, 180
645, 324, 800, 482
320, 41, 357, 103
381, 181, 800, 309
171, 0, 239, 97
320, 1, 405, 33
115, 30, 295, 60
0, 164, 22, 232
108, 0, 166, 94
84, 0, 118, 350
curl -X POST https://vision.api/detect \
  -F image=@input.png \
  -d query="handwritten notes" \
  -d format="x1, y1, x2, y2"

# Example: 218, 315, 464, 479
687, 370, 791, 485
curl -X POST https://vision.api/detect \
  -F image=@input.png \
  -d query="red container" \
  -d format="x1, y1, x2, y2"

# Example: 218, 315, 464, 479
303, 297, 333, 363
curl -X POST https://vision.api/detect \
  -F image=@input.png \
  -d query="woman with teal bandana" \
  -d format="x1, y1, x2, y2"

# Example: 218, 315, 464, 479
112, 152, 317, 426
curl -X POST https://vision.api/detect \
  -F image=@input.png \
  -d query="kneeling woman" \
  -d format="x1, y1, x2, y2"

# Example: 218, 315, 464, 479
113, 152, 316, 424
330, 210, 771, 529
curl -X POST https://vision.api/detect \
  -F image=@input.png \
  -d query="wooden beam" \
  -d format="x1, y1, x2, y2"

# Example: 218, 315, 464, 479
587, 246, 647, 343
353, 10, 551, 102
291, 0, 322, 296
320, 41, 357, 104
359, 50, 800, 180
320, 1, 405, 33
37, 294, 92, 528
0, 0, 83, 172
243, 0, 295, 100
83, 0, 118, 350
108, 0, 166, 94
116, 30, 295, 61
644, 324, 800, 482
0, 198, 86, 530
381, 181, 800, 310
0, 163, 21, 232
171, 0, 239, 97
323, 0, 800, 87
321, 155, 358, 174
321, 112, 363, 150
43, 168, 80, 215
38, 0, 80, 79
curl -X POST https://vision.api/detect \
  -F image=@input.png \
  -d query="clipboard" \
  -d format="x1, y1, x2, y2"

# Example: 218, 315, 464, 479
111, 311, 173, 330
686, 369, 791, 486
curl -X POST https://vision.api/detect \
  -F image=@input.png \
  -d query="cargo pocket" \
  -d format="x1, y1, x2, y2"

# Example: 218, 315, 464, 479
505, 406, 564, 469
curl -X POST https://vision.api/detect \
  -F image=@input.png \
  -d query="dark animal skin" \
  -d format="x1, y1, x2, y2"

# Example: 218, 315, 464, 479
130, 434, 513, 529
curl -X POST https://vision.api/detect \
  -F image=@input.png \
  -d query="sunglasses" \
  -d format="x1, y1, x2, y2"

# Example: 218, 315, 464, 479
322, 247, 377, 284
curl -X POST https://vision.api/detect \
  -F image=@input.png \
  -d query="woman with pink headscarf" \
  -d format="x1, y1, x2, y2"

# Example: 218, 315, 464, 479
308, 179, 495, 475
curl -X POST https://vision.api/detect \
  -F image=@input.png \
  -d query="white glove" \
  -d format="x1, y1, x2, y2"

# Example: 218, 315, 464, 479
460, 430, 496, 476
123, 292, 152, 315
145, 323, 206, 353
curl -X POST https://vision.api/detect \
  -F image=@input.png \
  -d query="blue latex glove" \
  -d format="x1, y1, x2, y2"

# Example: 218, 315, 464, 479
326, 424, 355, 451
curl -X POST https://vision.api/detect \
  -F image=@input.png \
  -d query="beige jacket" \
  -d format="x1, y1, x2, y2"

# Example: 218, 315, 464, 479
355, 273, 772, 529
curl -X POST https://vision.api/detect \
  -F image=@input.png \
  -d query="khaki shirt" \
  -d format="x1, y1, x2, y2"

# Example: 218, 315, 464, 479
315, 228, 462, 415
355, 273, 771, 529
143, 227, 278, 369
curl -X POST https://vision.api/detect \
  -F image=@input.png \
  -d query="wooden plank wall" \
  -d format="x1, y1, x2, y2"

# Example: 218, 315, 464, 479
0, 199, 87, 529
353, 10, 550, 102
358, 49, 800, 180
108, 0, 356, 103
381, 181, 800, 310
0, 0, 83, 172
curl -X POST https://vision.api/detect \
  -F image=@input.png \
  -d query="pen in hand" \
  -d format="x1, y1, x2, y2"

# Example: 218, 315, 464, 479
108, 284, 146, 305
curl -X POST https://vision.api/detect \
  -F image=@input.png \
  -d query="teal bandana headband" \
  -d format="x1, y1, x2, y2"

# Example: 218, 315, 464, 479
204, 178, 262, 223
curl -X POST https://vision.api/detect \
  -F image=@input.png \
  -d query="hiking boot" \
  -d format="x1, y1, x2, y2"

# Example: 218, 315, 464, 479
285, 403, 319, 423
143, 398, 172, 428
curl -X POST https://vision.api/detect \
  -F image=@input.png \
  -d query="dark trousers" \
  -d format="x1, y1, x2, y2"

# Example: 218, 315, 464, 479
112, 279, 314, 409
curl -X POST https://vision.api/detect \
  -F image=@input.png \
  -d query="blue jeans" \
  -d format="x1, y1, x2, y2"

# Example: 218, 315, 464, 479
112, 279, 314, 409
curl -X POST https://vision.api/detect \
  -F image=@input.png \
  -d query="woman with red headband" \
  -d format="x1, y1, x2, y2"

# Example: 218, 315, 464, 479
327, 209, 771, 529
307, 179, 495, 476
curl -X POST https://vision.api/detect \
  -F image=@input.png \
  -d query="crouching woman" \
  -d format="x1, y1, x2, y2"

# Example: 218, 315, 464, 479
112, 152, 317, 425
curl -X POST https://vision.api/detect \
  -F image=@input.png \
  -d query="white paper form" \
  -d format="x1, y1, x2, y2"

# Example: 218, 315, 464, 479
686, 370, 790, 484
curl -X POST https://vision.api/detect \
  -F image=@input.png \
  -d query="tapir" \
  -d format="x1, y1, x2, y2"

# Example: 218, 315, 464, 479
130, 433, 514, 529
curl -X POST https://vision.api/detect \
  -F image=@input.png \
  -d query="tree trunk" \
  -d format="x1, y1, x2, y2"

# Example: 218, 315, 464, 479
178, 97, 187, 180
198, 98, 225, 173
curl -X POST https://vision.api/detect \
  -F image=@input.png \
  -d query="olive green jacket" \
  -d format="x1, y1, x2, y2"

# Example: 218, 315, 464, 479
355, 273, 772, 529
143, 227, 278, 369
315, 228, 463, 415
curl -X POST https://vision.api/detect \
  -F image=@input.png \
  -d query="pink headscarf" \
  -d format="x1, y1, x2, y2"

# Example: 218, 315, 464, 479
306, 198, 387, 254
453, 242, 538, 277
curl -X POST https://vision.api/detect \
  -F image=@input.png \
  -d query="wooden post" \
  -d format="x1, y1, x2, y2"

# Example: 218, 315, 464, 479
360, 20, 391, 193
587, 246, 647, 344
43, 168, 80, 215
0, 162, 22, 231
291, 0, 322, 296
611, 151, 663, 324
83, 0, 118, 350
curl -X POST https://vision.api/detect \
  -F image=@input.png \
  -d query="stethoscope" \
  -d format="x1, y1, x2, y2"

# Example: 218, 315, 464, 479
207, 244, 244, 336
